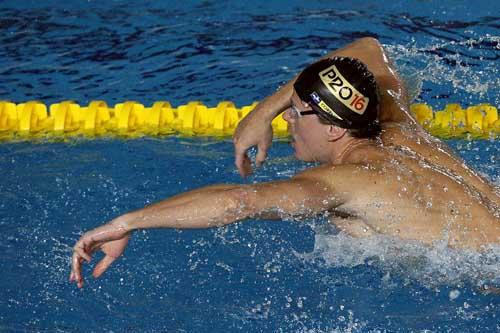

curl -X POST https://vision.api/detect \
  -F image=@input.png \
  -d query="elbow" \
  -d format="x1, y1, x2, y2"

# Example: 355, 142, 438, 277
357, 36, 380, 47
220, 187, 256, 223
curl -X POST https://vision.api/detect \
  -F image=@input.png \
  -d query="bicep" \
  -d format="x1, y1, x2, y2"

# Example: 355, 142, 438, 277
244, 175, 345, 219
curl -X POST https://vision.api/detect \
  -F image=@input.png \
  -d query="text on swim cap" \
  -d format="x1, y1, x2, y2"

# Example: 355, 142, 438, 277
319, 65, 369, 115
310, 92, 343, 120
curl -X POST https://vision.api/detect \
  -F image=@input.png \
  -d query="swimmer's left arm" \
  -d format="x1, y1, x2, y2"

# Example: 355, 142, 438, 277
116, 175, 341, 231
241, 176, 344, 220
71, 183, 248, 288
100, 166, 341, 233
70, 170, 343, 288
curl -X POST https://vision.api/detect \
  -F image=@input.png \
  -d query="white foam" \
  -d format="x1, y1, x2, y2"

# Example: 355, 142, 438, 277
384, 36, 500, 106
299, 229, 500, 288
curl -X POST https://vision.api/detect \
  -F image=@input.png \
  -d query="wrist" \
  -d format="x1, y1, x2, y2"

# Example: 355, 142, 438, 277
259, 93, 291, 122
111, 212, 138, 232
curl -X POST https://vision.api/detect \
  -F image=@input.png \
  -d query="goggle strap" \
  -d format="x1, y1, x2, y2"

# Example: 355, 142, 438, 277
299, 110, 318, 116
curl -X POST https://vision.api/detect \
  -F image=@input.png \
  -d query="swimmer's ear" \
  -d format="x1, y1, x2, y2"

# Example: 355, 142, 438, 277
326, 125, 347, 142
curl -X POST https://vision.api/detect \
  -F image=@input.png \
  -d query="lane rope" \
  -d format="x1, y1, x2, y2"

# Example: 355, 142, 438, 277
0, 100, 498, 141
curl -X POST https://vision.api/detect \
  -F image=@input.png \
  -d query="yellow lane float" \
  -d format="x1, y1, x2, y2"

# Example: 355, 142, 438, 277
0, 100, 498, 141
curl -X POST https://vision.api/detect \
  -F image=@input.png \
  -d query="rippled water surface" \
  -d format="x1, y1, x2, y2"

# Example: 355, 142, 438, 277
1, 1, 499, 332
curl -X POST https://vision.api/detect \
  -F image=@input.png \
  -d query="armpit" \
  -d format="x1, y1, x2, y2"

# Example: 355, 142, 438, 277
328, 214, 377, 238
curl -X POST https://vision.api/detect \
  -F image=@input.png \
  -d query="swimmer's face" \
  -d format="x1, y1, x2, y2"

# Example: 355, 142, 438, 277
283, 90, 331, 162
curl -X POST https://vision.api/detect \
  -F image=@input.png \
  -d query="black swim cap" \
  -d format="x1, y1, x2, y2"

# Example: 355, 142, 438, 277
294, 57, 380, 129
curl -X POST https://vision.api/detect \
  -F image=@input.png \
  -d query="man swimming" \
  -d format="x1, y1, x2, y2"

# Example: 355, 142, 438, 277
70, 37, 499, 288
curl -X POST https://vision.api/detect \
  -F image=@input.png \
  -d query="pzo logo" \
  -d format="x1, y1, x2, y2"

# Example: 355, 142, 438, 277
319, 65, 368, 114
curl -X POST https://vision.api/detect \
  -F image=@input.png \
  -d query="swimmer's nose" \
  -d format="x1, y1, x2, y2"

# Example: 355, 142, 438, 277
283, 109, 296, 136
283, 108, 294, 123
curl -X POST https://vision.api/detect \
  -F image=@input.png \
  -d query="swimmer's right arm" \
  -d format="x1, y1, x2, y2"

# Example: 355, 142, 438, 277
233, 81, 293, 177
233, 37, 395, 177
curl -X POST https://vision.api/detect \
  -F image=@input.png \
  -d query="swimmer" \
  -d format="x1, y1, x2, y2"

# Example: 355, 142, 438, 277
70, 37, 499, 288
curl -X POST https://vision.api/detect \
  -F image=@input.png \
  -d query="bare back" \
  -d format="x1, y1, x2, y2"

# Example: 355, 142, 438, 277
308, 145, 500, 250
329, 38, 499, 201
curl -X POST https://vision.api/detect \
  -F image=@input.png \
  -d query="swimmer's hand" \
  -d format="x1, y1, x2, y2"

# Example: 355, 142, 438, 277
70, 220, 131, 288
233, 109, 273, 177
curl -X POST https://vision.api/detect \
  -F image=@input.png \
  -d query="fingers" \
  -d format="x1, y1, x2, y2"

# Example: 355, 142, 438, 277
69, 225, 130, 288
74, 241, 92, 262
235, 149, 253, 178
93, 255, 117, 278
69, 239, 94, 288
234, 123, 273, 176
255, 143, 269, 167
70, 251, 85, 288
235, 144, 269, 176
69, 248, 116, 287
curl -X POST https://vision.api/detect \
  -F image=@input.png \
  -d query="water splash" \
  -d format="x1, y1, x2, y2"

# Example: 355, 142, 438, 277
385, 35, 500, 107
303, 230, 500, 288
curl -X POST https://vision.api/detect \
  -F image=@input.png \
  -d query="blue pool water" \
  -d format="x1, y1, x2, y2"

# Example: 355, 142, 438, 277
1, 1, 499, 332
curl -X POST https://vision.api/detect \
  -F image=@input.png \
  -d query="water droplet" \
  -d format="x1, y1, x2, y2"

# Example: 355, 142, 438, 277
449, 289, 460, 300
297, 298, 303, 309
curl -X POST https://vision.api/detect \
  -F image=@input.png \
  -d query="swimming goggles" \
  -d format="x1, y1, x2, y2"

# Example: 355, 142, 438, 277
290, 103, 318, 118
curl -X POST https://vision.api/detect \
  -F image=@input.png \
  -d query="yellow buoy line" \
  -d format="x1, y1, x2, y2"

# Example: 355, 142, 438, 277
410, 103, 499, 139
0, 100, 498, 141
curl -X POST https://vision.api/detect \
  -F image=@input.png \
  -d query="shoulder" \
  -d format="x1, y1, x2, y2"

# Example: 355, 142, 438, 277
351, 37, 383, 53
335, 37, 382, 57
334, 38, 401, 88
289, 161, 416, 208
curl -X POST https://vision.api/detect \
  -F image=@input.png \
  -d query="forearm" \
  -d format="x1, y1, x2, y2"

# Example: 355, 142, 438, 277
154, 184, 240, 208
255, 41, 358, 121
115, 185, 252, 231
250, 79, 294, 122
